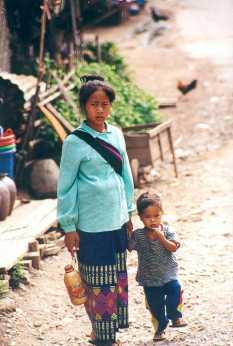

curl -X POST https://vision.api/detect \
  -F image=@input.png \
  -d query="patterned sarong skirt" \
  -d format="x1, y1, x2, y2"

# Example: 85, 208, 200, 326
78, 225, 128, 345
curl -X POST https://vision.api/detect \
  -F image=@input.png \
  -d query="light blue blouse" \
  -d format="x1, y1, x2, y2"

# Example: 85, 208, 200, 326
57, 121, 135, 233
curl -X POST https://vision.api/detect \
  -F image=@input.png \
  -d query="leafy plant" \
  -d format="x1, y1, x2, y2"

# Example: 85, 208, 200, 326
8, 262, 26, 289
73, 63, 159, 127
83, 41, 127, 76
0, 280, 9, 298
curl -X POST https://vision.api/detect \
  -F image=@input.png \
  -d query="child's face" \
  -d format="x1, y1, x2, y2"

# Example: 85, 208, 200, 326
85, 89, 111, 130
140, 204, 162, 230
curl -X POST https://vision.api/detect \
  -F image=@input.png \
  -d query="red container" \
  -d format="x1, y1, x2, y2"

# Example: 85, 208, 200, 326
0, 129, 16, 147
0, 138, 15, 147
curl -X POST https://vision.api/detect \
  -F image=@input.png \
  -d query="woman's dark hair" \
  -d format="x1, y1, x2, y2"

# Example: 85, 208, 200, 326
137, 192, 163, 215
79, 74, 116, 113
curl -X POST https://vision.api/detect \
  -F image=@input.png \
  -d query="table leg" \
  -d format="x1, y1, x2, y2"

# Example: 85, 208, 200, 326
157, 134, 164, 161
167, 127, 178, 177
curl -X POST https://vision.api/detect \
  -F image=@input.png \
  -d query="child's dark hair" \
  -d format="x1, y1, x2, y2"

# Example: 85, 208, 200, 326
137, 192, 163, 215
79, 74, 116, 113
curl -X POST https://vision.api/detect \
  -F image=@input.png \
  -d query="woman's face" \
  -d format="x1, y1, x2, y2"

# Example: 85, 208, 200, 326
85, 89, 111, 131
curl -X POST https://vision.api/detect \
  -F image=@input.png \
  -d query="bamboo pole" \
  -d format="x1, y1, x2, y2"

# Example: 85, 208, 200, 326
16, 0, 48, 180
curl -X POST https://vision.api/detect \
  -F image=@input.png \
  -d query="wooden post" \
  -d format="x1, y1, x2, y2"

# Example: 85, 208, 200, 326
24, 252, 41, 270
70, 0, 81, 60
167, 127, 178, 178
28, 240, 39, 252
95, 35, 101, 62
157, 134, 164, 161
17, 0, 47, 181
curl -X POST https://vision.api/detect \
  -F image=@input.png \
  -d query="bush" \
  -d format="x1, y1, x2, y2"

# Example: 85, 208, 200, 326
73, 63, 159, 128
0, 280, 9, 298
37, 52, 160, 161
83, 41, 127, 76
8, 263, 26, 289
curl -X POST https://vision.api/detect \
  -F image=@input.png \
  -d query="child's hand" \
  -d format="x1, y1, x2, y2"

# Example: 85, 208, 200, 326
150, 227, 164, 240
173, 240, 181, 249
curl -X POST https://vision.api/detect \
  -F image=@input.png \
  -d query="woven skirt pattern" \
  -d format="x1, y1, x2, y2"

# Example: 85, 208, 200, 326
78, 227, 128, 344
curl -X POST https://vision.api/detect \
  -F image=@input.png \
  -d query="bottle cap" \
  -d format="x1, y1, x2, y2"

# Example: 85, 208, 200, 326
64, 264, 74, 273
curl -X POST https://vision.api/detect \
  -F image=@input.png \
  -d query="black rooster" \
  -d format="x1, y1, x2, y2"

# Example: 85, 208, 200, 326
177, 79, 198, 95
150, 6, 170, 22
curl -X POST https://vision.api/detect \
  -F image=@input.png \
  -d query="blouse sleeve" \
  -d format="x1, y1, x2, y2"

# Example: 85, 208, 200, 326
118, 129, 135, 214
57, 135, 81, 233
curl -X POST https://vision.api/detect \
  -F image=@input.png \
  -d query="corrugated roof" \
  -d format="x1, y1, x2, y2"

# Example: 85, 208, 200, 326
0, 72, 46, 109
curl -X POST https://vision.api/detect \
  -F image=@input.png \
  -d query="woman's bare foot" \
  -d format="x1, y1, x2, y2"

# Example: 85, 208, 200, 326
171, 318, 187, 327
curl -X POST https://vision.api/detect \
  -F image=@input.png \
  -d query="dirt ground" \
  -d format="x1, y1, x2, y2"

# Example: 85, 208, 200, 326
1, 0, 233, 345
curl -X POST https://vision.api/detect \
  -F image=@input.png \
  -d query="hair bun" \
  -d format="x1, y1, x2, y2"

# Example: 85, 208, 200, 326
80, 74, 105, 84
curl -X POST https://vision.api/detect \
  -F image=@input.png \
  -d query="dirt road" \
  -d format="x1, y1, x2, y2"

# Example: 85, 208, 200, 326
1, 1, 233, 345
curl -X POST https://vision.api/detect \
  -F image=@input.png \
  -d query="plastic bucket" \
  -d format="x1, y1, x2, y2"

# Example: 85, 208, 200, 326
0, 129, 15, 145
0, 138, 16, 147
0, 151, 15, 179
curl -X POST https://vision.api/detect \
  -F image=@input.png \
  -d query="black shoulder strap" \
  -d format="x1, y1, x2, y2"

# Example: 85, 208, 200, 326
71, 129, 123, 176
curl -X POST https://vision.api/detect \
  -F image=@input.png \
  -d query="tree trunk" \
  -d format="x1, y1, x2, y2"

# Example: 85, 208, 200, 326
0, 0, 11, 71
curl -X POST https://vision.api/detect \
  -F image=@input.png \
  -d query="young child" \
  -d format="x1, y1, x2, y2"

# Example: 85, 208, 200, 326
128, 192, 187, 341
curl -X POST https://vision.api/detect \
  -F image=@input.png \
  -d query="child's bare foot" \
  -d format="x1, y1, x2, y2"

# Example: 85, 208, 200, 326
87, 330, 96, 344
153, 331, 166, 342
171, 318, 187, 327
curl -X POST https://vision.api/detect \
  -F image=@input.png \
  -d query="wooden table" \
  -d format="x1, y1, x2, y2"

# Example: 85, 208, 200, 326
123, 120, 178, 185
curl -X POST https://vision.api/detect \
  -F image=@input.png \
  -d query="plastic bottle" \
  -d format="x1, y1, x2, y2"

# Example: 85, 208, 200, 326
64, 264, 87, 305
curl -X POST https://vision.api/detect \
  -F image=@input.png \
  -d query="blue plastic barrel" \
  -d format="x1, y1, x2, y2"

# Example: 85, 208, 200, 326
0, 150, 15, 179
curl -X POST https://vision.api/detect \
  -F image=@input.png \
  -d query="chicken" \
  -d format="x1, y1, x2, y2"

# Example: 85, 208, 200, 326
177, 79, 198, 95
150, 6, 170, 22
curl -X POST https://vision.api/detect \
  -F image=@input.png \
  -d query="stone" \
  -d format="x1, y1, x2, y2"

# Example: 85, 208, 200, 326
0, 297, 16, 314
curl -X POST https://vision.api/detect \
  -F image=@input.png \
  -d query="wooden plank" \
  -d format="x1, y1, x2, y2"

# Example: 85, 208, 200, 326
39, 70, 75, 100
124, 133, 149, 149
46, 103, 75, 133
0, 199, 57, 271
51, 72, 79, 116
38, 104, 68, 142
123, 122, 160, 132
38, 83, 76, 106
167, 127, 178, 177
126, 147, 156, 167
157, 98, 177, 109
148, 120, 173, 139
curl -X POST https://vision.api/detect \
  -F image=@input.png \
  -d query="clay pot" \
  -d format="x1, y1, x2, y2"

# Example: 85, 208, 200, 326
0, 174, 17, 220
0, 176, 10, 221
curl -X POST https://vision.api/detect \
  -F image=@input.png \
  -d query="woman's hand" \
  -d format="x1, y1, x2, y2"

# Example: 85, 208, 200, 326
126, 219, 133, 238
65, 232, 80, 256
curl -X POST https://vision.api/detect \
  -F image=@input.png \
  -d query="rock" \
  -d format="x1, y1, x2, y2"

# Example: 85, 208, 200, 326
150, 169, 160, 179
0, 297, 16, 314
195, 123, 211, 130
29, 159, 59, 198
175, 148, 192, 160
210, 96, 220, 103
33, 322, 42, 328
138, 165, 152, 174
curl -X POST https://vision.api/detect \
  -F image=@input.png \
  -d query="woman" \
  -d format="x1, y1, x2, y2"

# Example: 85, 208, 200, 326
57, 75, 135, 346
